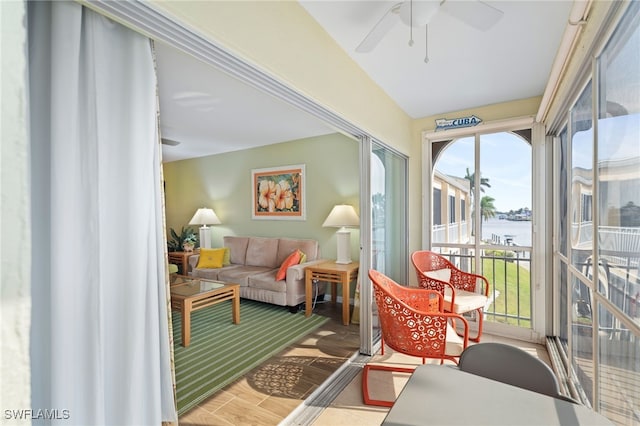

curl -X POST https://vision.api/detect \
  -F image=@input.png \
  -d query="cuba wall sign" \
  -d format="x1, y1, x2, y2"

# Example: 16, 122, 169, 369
435, 115, 482, 131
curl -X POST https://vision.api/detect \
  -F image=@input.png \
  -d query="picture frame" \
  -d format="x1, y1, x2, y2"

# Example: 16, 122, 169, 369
251, 164, 306, 220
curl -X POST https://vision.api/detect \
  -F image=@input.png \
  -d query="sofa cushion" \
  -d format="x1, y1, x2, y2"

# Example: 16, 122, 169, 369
217, 265, 273, 286
245, 237, 279, 268
443, 288, 489, 313
191, 264, 240, 281
424, 268, 452, 283
224, 236, 249, 265
248, 270, 287, 293
276, 238, 318, 265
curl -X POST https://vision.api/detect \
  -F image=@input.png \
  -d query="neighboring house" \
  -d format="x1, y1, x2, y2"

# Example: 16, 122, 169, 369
432, 170, 472, 246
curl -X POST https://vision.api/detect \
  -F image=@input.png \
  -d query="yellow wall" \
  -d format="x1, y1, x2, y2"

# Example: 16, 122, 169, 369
163, 133, 361, 261
413, 96, 542, 133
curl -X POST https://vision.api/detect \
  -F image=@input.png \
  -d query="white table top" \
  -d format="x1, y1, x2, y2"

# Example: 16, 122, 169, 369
382, 365, 612, 426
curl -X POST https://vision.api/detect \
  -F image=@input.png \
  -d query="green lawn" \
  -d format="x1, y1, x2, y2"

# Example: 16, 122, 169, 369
481, 257, 531, 327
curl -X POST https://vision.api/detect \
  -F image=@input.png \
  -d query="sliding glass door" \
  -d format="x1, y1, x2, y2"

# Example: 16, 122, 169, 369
361, 140, 408, 354
371, 142, 408, 283
552, 4, 640, 421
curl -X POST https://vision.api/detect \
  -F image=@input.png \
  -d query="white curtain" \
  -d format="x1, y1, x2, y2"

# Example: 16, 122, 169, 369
28, 1, 176, 424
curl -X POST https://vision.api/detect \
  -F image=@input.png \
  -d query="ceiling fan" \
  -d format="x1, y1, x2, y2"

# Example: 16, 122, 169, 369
356, 0, 503, 61
161, 138, 181, 146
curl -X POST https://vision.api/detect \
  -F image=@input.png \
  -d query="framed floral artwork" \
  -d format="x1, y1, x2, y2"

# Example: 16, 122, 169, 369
252, 164, 305, 220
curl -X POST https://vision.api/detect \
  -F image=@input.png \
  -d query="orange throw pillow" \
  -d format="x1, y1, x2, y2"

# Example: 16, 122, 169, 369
276, 250, 301, 281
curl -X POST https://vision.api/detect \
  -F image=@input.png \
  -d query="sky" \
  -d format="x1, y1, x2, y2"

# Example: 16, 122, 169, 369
435, 133, 532, 212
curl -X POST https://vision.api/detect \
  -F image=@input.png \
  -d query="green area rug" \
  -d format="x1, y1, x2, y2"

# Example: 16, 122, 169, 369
173, 299, 329, 415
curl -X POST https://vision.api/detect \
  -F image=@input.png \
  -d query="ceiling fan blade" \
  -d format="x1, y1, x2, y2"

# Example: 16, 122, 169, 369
356, 3, 402, 53
440, 0, 503, 31
161, 138, 181, 146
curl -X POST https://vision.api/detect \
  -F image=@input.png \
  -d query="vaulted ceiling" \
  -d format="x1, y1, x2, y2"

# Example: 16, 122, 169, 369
157, 1, 574, 162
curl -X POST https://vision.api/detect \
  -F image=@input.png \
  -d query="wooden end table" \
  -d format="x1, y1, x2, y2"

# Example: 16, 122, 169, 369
168, 250, 198, 275
305, 261, 359, 325
170, 276, 240, 347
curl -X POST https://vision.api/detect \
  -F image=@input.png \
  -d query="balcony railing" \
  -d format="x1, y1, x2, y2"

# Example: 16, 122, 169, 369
432, 221, 470, 244
433, 246, 532, 327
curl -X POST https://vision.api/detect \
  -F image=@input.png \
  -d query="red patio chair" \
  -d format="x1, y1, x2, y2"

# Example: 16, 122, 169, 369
363, 269, 469, 407
411, 250, 490, 342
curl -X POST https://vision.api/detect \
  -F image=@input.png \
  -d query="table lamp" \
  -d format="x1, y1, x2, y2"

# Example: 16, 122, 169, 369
189, 207, 221, 249
322, 204, 360, 264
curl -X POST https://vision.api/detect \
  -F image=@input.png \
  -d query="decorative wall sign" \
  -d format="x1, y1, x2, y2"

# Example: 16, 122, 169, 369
252, 164, 305, 220
435, 115, 483, 131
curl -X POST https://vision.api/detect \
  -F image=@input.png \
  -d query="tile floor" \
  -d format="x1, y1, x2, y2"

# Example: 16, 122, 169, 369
178, 300, 360, 425
178, 300, 550, 425
312, 333, 552, 426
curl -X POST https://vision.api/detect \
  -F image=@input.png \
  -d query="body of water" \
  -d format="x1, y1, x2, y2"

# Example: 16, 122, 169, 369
481, 217, 532, 247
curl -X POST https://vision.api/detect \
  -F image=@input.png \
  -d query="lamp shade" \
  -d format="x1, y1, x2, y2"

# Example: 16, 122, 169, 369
322, 205, 359, 228
189, 208, 221, 226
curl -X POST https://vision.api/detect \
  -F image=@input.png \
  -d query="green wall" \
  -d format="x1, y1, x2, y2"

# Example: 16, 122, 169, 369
163, 133, 360, 261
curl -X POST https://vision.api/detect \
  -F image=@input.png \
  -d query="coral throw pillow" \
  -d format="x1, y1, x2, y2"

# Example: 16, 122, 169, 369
197, 248, 226, 269
276, 250, 302, 281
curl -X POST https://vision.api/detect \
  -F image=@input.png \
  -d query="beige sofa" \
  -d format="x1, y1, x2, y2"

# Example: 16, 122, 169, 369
189, 236, 326, 311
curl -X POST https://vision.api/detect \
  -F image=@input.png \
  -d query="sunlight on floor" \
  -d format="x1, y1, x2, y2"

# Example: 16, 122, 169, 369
312, 333, 550, 425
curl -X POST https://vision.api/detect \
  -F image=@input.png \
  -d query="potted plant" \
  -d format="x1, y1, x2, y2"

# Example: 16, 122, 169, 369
182, 234, 198, 252
167, 226, 199, 252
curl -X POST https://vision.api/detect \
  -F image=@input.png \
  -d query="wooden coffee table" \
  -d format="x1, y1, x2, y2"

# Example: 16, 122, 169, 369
170, 276, 240, 347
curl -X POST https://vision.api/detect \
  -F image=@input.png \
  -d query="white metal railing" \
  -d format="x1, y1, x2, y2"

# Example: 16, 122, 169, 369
431, 246, 533, 327
599, 226, 640, 254
572, 221, 593, 248
448, 223, 459, 242
432, 224, 446, 243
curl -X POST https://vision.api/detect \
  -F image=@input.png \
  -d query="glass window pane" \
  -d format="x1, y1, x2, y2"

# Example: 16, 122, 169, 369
559, 128, 569, 257
598, 317, 640, 423
433, 133, 533, 329
372, 143, 407, 283
596, 11, 640, 317
570, 82, 596, 409
433, 187, 442, 227
594, 7, 640, 423
570, 81, 594, 281
558, 125, 569, 341
432, 136, 474, 245
572, 274, 595, 406
478, 133, 532, 248
559, 262, 568, 340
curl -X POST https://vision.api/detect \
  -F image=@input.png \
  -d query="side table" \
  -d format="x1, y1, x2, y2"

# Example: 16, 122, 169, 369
168, 250, 198, 275
305, 261, 359, 325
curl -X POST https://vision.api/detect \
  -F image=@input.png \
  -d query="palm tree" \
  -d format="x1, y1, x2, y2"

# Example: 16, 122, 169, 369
464, 167, 491, 194
464, 168, 492, 236
480, 196, 497, 222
